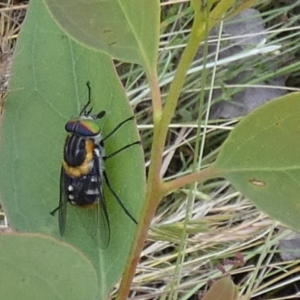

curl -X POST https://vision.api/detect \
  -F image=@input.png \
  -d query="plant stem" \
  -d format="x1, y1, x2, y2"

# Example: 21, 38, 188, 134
117, 70, 165, 300
117, 0, 240, 298
162, 165, 224, 196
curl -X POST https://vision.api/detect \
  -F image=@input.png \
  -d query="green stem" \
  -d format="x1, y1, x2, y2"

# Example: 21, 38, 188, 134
117, 0, 239, 298
162, 165, 224, 196
117, 70, 164, 300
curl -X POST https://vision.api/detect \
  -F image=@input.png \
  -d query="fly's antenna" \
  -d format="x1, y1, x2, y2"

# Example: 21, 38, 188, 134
95, 110, 106, 119
79, 81, 92, 115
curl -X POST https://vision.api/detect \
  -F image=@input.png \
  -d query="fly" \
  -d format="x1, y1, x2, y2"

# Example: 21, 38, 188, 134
50, 82, 140, 247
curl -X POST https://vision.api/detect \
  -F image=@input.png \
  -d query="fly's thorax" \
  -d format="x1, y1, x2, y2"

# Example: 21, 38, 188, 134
63, 134, 95, 176
63, 134, 95, 166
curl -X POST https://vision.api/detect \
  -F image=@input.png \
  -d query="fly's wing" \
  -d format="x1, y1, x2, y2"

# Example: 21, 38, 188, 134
96, 179, 111, 248
59, 166, 69, 236
93, 152, 111, 248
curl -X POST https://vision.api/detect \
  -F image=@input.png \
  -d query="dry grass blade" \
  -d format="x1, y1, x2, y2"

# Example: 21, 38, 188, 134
0, 1, 27, 110
0, 1, 27, 227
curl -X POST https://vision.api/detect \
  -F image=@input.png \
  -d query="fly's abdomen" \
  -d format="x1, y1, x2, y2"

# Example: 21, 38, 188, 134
67, 171, 101, 206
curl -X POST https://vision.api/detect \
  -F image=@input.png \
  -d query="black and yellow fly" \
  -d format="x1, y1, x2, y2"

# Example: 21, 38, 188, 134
50, 82, 139, 246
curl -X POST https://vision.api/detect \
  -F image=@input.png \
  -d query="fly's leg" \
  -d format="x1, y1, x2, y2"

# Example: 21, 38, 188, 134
102, 170, 137, 224
102, 116, 134, 142
104, 141, 141, 160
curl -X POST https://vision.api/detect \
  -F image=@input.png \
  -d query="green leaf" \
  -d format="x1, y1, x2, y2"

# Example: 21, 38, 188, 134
0, 233, 97, 300
215, 93, 300, 232
43, 0, 160, 68
0, 0, 144, 296
202, 277, 238, 300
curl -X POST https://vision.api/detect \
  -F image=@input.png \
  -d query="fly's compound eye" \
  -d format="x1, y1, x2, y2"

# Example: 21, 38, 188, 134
65, 118, 101, 137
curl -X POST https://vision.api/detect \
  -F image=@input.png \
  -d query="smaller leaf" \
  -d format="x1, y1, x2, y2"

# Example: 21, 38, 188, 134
44, 0, 160, 68
0, 233, 97, 299
202, 277, 238, 300
215, 93, 300, 232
